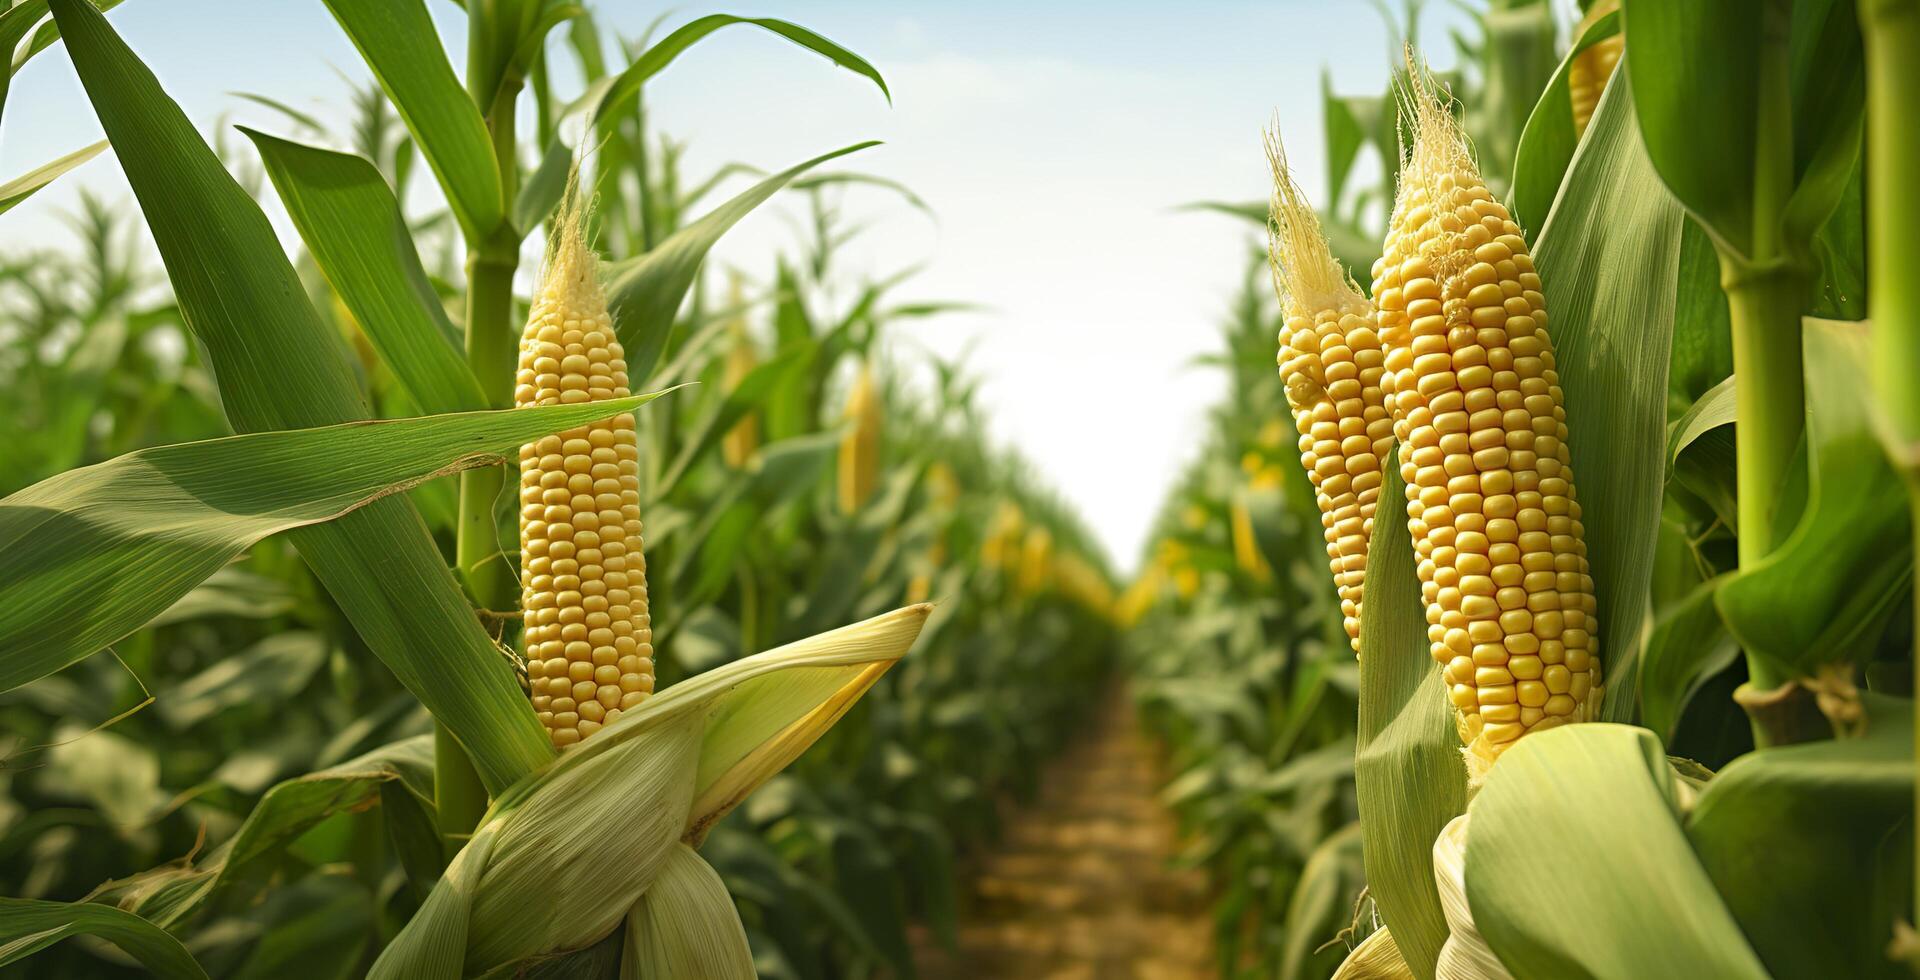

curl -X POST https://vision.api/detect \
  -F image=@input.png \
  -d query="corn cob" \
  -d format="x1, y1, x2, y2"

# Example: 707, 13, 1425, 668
837, 360, 881, 514
982, 501, 1025, 571
908, 462, 959, 604
1230, 491, 1270, 581
720, 274, 759, 470
1265, 130, 1393, 654
1372, 65, 1600, 762
1017, 525, 1054, 596
516, 197, 653, 748
1568, 0, 1623, 139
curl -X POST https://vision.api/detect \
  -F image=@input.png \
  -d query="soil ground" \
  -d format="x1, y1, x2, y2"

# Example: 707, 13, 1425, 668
912, 688, 1217, 980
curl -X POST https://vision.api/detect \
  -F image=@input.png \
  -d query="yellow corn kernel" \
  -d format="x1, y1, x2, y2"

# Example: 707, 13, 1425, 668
1569, 0, 1623, 138
1372, 64, 1600, 764
720, 274, 759, 470
516, 195, 653, 748
1265, 128, 1393, 654
837, 361, 881, 514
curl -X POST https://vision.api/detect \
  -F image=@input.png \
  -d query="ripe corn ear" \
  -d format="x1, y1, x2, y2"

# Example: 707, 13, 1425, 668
1371, 64, 1600, 766
1568, 0, 1623, 138
516, 193, 654, 748
837, 360, 881, 514
1265, 129, 1393, 653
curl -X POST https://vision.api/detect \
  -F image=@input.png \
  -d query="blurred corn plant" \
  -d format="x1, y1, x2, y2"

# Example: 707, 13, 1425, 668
0, 2, 1115, 978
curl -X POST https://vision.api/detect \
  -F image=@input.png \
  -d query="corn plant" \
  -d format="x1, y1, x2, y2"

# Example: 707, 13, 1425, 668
1136, 0, 1911, 976
0, 2, 1116, 977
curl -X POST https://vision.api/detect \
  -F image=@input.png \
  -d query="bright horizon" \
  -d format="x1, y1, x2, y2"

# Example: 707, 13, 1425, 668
0, 0, 1497, 570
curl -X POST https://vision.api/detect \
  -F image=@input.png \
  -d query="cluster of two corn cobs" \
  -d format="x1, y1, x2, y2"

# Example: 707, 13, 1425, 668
1268, 69, 1601, 769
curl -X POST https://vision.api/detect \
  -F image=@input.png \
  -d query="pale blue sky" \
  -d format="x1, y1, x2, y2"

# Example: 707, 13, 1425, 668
3, 1, 1519, 567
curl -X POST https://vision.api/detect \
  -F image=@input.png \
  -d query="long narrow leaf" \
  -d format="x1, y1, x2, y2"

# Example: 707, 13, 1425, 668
0, 393, 663, 692
245, 128, 486, 414
577, 14, 889, 130
1354, 464, 1465, 978
0, 139, 107, 216
0, 899, 208, 979
605, 142, 876, 385
320, 0, 504, 243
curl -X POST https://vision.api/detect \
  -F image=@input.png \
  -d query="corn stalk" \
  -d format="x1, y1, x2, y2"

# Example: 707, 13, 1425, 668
1859, 0, 1920, 923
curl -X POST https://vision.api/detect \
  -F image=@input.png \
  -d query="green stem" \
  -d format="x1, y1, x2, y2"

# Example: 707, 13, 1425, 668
433, 725, 487, 858
1723, 267, 1806, 576
1863, 1, 1920, 442
1729, 0, 1806, 703
1858, 0, 1920, 917
439, 72, 527, 847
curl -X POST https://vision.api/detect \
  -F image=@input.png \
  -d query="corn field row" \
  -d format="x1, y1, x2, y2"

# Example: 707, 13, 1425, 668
0, 0, 1916, 978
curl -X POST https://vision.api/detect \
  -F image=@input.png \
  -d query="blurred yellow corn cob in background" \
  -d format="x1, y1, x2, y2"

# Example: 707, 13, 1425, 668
1230, 491, 1271, 581
720, 273, 760, 470
837, 359, 882, 514
982, 500, 1025, 571
906, 462, 960, 604
1265, 129, 1393, 654
516, 193, 653, 748
1371, 62, 1600, 769
1018, 525, 1055, 596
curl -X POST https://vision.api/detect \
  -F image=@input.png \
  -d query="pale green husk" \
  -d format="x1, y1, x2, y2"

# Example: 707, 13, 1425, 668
621, 843, 756, 980
369, 603, 931, 979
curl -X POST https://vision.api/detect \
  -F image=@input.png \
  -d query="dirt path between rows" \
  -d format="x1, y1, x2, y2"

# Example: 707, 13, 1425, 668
912, 687, 1217, 980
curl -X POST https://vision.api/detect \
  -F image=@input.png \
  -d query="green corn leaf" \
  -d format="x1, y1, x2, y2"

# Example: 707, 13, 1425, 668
1465, 725, 1770, 978
1354, 462, 1464, 979
1278, 822, 1365, 980
622, 844, 756, 980
0, 899, 208, 979
1687, 693, 1914, 979
320, 0, 505, 244
87, 737, 433, 932
0, 0, 124, 134
1716, 319, 1914, 675
246, 128, 487, 415
0, 140, 107, 216
1623, 0, 1863, 262
1635, 574, 1741, 740
654, 339, 815, 500
1531, 71, 1689, 720
516, 135, 574, 236
575, 13, 889, 130
604, 142, 877, 387
1320, 69, 1367, 215
159, 632, 331, 729
0, 391, 663, 694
